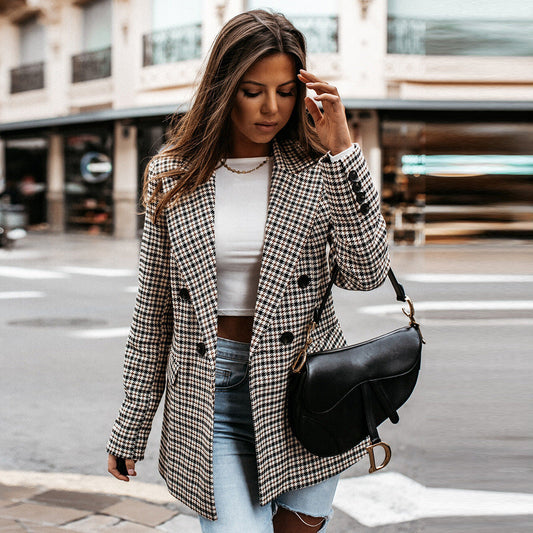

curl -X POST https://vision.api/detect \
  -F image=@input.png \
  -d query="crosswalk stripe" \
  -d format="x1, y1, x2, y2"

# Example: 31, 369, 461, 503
334, 472, 533, 527
57, 266, 136, 277
0, 266, 136, 279
360, 300, 533, 314
0, 266, 67, 279
69, 327, 130, 339
0, 291, 44, 299
404, 274, 533, 283
414, 318, 533, 327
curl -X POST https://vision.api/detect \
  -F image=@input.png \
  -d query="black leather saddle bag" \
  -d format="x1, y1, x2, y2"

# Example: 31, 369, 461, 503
288, 267, 424, 471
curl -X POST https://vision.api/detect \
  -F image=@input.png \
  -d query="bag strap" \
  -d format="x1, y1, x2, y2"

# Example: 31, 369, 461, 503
292, 264, 422, 373
313, 265, 408, 325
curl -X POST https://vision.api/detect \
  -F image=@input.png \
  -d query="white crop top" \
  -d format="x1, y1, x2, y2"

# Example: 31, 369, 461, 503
215, 157, 272, 316
214, 146, 355, 316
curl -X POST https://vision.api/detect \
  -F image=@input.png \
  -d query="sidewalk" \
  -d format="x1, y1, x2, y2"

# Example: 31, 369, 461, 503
0, 475, 200, 533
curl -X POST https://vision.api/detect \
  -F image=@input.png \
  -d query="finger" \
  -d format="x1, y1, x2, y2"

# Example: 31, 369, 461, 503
298, 73, 316, 86
298, 69, 321, 83
107, 456, 129, 482
125, 459, 137, 477
304, 96, 322, 124
313, 93, 343, 110
305, 81, 339, 96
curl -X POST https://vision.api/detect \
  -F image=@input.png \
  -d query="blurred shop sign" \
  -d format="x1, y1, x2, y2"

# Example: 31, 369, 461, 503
402, 155, 533, 177
80, 152, 112, 183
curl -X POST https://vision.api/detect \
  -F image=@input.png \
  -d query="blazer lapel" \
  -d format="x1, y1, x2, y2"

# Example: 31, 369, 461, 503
165, 173, 218, 348
251, 140, 322, 354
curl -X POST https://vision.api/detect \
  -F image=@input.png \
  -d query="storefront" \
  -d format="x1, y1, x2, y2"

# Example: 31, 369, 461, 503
136, 118, 168, 232
2, 137, 48, 229
64, 127, 114, 235
0, 105, 175, 238
1, 102, 532, 243
376, 106, 533, 245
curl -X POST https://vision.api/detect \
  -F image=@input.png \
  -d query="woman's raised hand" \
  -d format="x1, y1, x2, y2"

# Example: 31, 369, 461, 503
298, 69, 352, 156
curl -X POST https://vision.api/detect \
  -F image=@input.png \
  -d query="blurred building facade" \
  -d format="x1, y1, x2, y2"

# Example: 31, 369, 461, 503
0, 0, 532, 242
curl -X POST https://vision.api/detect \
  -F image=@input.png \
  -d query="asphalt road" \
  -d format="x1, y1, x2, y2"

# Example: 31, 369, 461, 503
1, 234, 532, 531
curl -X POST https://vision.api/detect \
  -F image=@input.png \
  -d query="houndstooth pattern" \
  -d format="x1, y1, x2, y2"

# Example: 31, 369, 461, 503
107, 138, 390, 520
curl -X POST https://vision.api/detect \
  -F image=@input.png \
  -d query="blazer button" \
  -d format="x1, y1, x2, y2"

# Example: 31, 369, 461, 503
351, 181, 362, 193
347, 170, 358, 183
280, 332, 294, 345
356, 191, 366, 203
360, 203, 370, 215
179, 288, 190, 301
196, 342, 206, 356
297, 274, 311, 288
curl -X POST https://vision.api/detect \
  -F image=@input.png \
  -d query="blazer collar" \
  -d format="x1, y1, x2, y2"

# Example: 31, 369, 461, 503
271, 137, 318, 174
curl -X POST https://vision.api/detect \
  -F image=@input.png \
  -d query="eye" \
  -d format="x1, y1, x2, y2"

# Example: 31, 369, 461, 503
278, 90, 295, 98
243, 90, 260, 98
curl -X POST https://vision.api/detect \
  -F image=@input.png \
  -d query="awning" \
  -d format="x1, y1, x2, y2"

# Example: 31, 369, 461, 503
1, 99, 532, 134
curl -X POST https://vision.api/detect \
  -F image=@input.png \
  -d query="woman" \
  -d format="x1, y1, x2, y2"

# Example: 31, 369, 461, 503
107, 10, 390, 533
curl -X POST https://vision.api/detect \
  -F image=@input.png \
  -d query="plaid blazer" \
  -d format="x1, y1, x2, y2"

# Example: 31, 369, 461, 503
107, 138, 390, 520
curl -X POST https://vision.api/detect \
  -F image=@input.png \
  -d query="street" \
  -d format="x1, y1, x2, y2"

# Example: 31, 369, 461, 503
1, 234, 532, 532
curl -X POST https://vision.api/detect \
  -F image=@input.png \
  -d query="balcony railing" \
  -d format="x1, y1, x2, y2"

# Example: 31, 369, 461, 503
291, 16, 338, 54
10, 62, 45, 93
388, 16, 533, 56
143, 24, 201, 67
72, 46, 112, 83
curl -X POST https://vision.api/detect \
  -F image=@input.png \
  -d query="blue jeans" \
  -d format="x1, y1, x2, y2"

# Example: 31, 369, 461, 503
198, 337, 339, 533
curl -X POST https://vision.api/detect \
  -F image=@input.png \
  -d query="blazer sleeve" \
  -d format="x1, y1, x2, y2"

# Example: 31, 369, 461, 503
106, 165, 173, 461
320, 143, 390, 290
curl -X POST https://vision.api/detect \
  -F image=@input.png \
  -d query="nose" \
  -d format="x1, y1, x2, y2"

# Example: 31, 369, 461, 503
261, 91, 278, 115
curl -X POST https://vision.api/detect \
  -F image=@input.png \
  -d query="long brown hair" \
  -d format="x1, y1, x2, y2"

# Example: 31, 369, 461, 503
144, 9, 325, 221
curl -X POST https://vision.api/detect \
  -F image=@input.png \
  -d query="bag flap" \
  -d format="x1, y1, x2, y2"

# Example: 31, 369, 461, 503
302, 326, 422, 413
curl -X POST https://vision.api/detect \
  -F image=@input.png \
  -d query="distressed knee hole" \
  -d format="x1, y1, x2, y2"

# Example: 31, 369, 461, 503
292, 511, 326, 529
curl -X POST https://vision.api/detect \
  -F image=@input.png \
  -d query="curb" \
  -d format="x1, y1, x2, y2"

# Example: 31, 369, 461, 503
0, 470, 175, 505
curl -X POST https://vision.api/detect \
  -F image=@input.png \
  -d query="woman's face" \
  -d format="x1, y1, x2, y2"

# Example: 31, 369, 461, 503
229, 53, 298, 158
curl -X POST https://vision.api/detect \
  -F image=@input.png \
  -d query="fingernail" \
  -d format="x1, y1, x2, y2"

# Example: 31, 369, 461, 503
128, 469, 135, 475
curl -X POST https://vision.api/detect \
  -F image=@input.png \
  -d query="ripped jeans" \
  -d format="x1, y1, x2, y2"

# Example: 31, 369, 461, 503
198, 337, 339, 533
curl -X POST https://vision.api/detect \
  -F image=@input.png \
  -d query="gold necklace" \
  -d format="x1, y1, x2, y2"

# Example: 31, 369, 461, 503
222, 157, 269, 174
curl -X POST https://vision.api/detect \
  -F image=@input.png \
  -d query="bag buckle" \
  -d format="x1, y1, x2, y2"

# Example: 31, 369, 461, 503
291, 322, 316, 373
366, 441, 392, 473
402, 296, 425, 343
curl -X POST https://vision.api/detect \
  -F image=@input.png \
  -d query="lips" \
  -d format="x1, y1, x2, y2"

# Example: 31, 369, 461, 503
255, 122, 278, 132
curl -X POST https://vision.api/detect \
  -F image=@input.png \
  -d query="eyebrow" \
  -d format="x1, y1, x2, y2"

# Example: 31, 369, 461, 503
240, 80, 297, 87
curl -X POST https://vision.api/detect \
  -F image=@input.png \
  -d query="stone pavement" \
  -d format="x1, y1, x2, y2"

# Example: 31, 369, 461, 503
0, 481, 201, 533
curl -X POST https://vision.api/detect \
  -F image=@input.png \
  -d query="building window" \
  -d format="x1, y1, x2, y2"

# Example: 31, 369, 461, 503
143, 0, 202, 66
72, 47, 111, 83
247, 1, 338, 54
71, 0, 112, 82
10, 17, 45, 93
82, 0, 112, 52
388, 0, 533, 56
